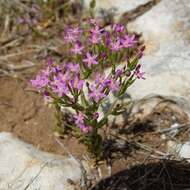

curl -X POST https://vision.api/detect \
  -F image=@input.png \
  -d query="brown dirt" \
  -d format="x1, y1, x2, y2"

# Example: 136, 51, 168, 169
0, 76, 62, 153
0, 74, 87, 157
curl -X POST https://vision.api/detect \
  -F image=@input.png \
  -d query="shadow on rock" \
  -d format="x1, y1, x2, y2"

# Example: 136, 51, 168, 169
91, 160, 190, 190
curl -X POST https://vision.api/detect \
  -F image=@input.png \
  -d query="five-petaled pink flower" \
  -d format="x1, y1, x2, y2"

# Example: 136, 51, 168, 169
31, 73, 49, 90
71, 42, 84, 55
89, 25, 103, 44
83, 52, 98, 67
110, 39, 122, 51
89, 84, 106, 103
67, 63, 80, 73
79, 124, 92, 133
74, 112, 85, 125
68, 27, 81, 36
107, 78, 120, 92
74, 112, 92, 133
64, 33, 77, 44
64, 27, 81, 44
95, 74, 110, 88
121, 34, 137, 48
113, 24, 125, 33
50, 75, 69, 97
90, 25, 104, 35
70, 76, 84, 91
89, 34, 101, 44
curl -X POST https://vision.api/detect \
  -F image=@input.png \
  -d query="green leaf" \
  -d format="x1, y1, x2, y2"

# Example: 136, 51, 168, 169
128, 57, 139, 70
119, 77, 136, 96
83, 69, 92, 79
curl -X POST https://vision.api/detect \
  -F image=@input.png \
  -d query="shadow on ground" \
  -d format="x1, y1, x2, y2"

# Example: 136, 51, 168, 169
91, 160, 190, 190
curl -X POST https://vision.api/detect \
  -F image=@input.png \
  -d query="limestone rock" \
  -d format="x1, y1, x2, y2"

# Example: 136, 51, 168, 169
82, 0, 149, 20
0, 132, 84, 190
127, 0, 190, 101
167, 141, 190, 160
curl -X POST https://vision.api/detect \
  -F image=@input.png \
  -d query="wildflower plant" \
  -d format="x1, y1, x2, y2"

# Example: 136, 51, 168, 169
16, 0, 74, 35
31, 19, 145, 158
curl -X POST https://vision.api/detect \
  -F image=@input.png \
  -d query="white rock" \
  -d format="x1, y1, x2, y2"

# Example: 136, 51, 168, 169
82, 0, 149, 19
127, 0, 190, 101
179, 142, 190, 159
167, 141, 190, 160
0, 132, 84, 190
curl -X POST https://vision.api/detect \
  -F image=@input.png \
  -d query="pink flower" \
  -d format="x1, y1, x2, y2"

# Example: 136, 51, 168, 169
89, 25, 103, 44
64, 27, 81, 44
89, 18, 100, 25
51, 65, 62, 73
107, 79, 120, 92
78, 124, 92, 133
90, 25, 104, 35
52, 82, 69, 97
89, 34, 101, 44
64, 33, 77, 44
110, 39, 122, 51
50, 75, 69, 96
89, 84, 106, 103
95, 74, 110, 88
121, 34, 137, 48
68, 27, 82, 36
74, 113, 92, 133
41, 66, 53, 76
74, 112, 85, 125
112, 24, 125, 33
67, 63, 80, 73
70, 76, 84, 91
71, 42, 84, 55
83, 52, 98, 67
135, 71, 145, 79
115, 69, 123, 78
31, 73, 49, 90
57, 72, 70, 82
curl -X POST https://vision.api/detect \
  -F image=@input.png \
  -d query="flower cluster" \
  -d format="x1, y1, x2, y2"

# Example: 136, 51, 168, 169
31, 60, 84, 102
31, 19, 145, 156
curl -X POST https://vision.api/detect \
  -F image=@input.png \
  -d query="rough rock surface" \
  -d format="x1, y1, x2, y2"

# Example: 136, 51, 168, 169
167, 141, 190, 160
127, 0, 190, 162
127, 0, 190, 101
0, 132, 83, 190
82, 0, 149, 19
